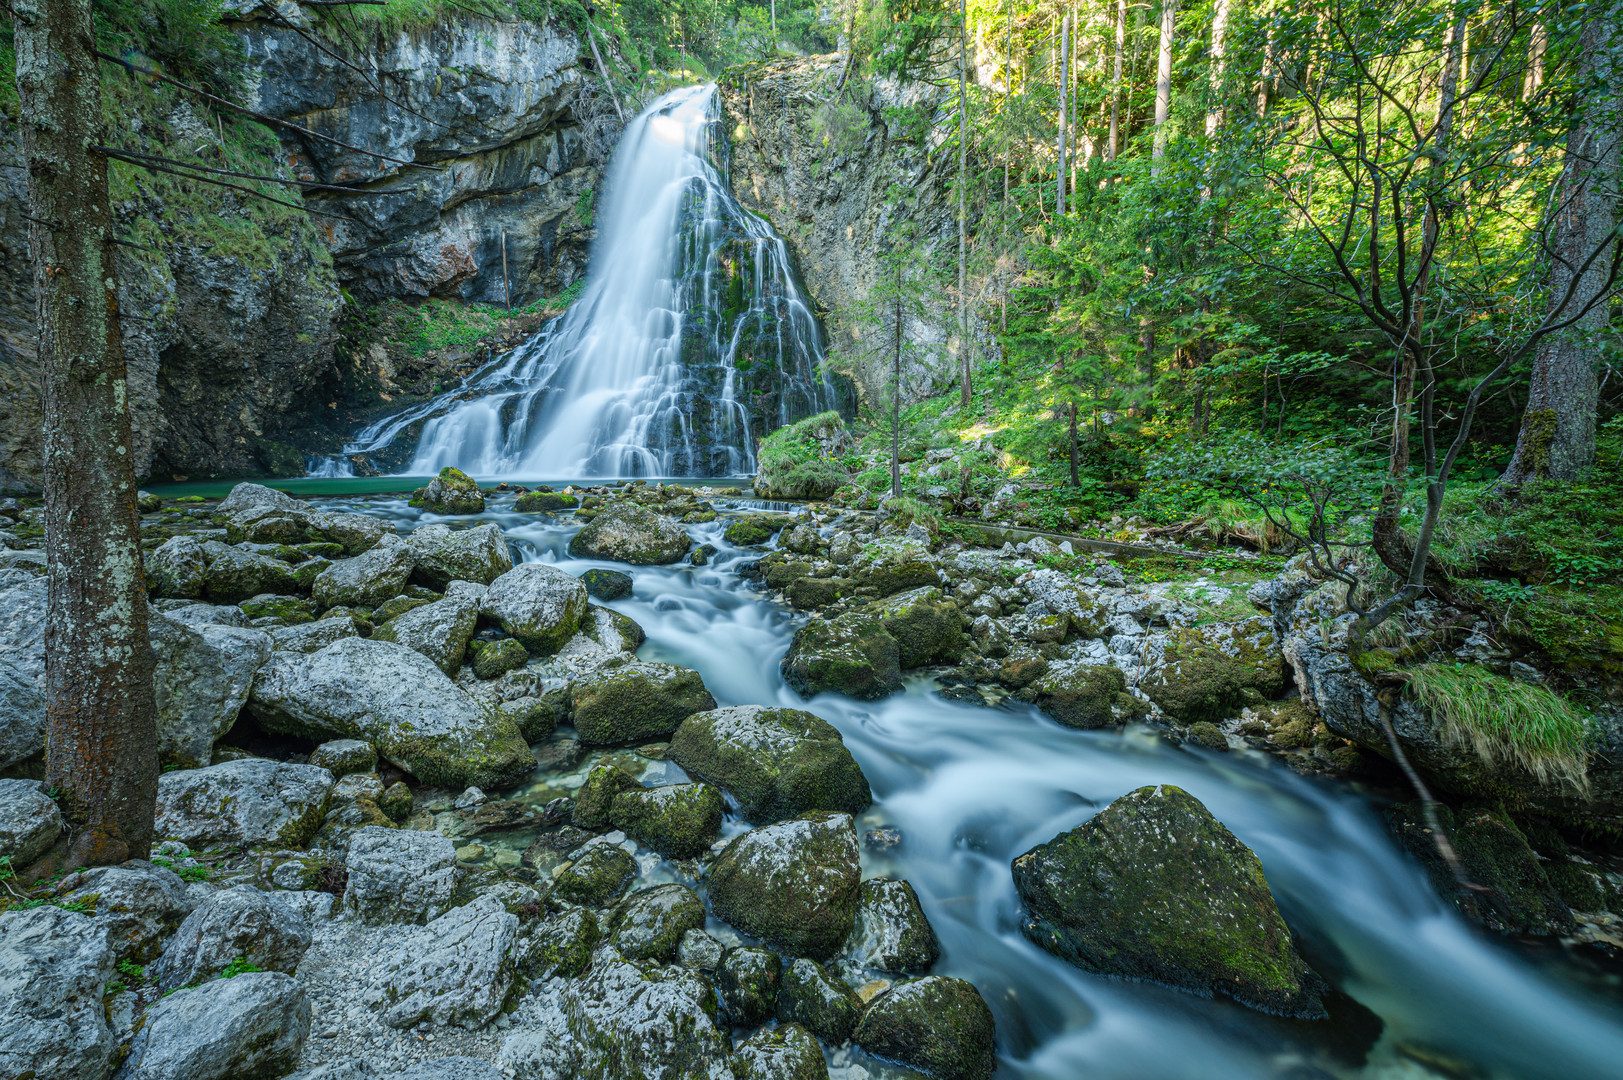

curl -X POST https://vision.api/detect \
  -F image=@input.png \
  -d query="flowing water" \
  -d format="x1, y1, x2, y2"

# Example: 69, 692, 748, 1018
314, 492, 1623, 1080
315, 84, 843, 480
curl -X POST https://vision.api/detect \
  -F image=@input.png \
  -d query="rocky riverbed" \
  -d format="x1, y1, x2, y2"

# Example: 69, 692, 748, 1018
2, 481, 1623, 1080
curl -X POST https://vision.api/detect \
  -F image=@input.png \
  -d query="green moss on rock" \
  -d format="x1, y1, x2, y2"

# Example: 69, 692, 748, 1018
553, 842, 638, 907
775, 956, 862, 1045
724, 515, 796, 546
609, 883, 706, 963
570, 662, 717, 745
781, 611, 902, 701
609, 782, 723, 859
854, 976, 997, 1080
718, 945, 782, 1027
573, 763, 642, 830
1023, 663, 1144, 729
470, 637, 529, 680
868, 586, 966, 669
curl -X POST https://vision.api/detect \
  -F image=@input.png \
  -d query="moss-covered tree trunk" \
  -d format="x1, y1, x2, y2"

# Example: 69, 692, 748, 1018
14, 0, 159, 863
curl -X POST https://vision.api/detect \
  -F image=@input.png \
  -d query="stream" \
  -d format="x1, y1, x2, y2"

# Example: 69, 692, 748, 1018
322, 491, 1623, 1080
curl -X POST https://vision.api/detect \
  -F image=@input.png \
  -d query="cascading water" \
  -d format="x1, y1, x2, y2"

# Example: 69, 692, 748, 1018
317, 84, 843, 480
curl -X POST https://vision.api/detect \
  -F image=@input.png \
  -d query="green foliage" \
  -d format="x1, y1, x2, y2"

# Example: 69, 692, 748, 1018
881, 494, 942, 532
218, 955, 265, 979
1405, 663, 1594, 793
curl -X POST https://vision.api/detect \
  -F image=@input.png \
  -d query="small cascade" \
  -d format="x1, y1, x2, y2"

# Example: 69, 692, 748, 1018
316, 83, 844, 480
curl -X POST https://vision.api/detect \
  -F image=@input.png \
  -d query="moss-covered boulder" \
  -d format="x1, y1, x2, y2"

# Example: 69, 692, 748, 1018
579, 568, 633, 600
409, 466, 485, 515
554, 840, 639, 907
853, 976, 997, 1080
1024, 662, 1146, 729
406, 522, 513, 590
1012, 784, 1325, 1017
842, 878, 939, 974
201, 541, 302, 604
470, 636, 529, 680
515, 907, 600, 982
1143, 618, 1284, 724
369, 581, 481, 675
608, 883, 706, 963
573, 762, 643, 830
479, 563, 588, 654
146, 535, 210, 599
515, 490, 579, 512
728, 1022, 828, 1080
787, 576, 844, 609
707, 812, 861, 960
781, 611, 902, 701
724, 514, 796, 547
845, 539, 940, 598
308, 739, 377, 779
609, 782, 723, 859
717, 945, 782, 1026
666, 704, 871, 824
568, 502, 691, 565
775, 957, 862, 1045
570, 661, 717, 744
311, 541, 415, 610
869, 586, 966, 669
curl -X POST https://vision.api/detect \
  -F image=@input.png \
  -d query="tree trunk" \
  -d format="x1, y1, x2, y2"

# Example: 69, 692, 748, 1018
959, 0, 971, 408
1108, 0, 1126, 161
1057, 14, 1070, 214
1504, 6, 1619, 484
1151, 0, 1177, 171
1205, 0, 1229, 138
14, 0, 159, 865
1068, 401, 1081, 486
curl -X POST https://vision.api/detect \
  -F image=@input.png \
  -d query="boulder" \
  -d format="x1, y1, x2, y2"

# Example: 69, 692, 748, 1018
0, 576, 46, 684
1018, 568, 1111, 637
608, 883, 706, 963
164, 603, 255, 630
56, 863, 192, 964
0, 659, 45, 770
775, 957, 862, 1045
610, 782, 723, 859
112, 970, 310, 1080
567, 503, 691, 565
572, 762, 643, 829
248, 637, 533, 790
666, 705, 870, 825
145, 536, 210, 600
0, 778, 63, 866
371, 581, 483, 675
269, 617, 362, 654
676, 928, 723, 971
149, 614, 272, 769
311, 541, 416, 610
723, 514, 794, 547
470, 637, 529, 680
0, 906, 115, 1080
1143, 619, 1283, 724
409, 467, 485, 515
514, 906, 601, 982
845, 539, 940, 598
514, 490, 579, 512
308, 739, 377, 778
853, 976, 996, 1080
363, 896, 518, 1029
843, 878, 939, 974
570, 661, 716, 744
579, 568, 632, 600
155, 759, 334, 849
343, 826, 459, 925
707, 812, 861, 960
199, 542, 300, 605
717, 946, 781, 1026
728, 1023, 828, 1080
781, 611, 902, 701
782, 524, 822, 554
406, 523, 513, 589
151, 886, 312, 992
870, 586, 966, 669
1024, 662, 1146, 729
1011, 784, 1325, 1017
479, 563, 589, 654
552, 839, 638, 907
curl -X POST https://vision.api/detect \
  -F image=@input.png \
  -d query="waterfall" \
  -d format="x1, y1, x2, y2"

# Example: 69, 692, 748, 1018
317, 83, 842, 480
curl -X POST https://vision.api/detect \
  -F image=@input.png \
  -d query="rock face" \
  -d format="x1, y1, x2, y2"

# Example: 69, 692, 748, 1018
0, 778, 64, 866
152, 886, 312, 992
344, 826, 459, 925
1011, 784, 1324, 1018
0, 906, 115, 1080
707, 812, 862, 960
781, 611, 903, 701
1143, 619, 1282, 723
311, 540, 416, 610
666, 704, 871, 824
364, 897, 518, 1029
113, 971, 310, 1080
248, 637, 532, 790
569, 661, 716, 744
853, 976, 997, 1080
568, 503, 691, 565
479, 563, 589, 654
155, 760, 334, 849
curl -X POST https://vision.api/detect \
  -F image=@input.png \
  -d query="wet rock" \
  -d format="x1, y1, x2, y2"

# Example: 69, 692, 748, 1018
514, 906, 600, 981
371, 580, 483, 675
572, 762, 642, 829
515, 491, 579, 512
853, 976, 996, 1080
343, 826, 458, 925
1187, 720, 1230, 752
708, 812, 861, 959
308, 738, 377, 778
532, 735, 585, 773
148, 613, 271, 769
0, 778, 63, 866
248, 637, 533, 790
364, 896, 518, 1029
199, 541, 301, 605
409, 467, 486, 515
146, 535, 211, 600
570, 661, 717, 744
269, 617, 362, 654
479, 563, 589, 654
781, 611, 902, 701
579, 567, 632, 600
843, 878, 939, 974
0, 906, 115, 1080
723, 514, 795, 547
311, 540, 415, 610
0, 658, 45, 771
553, 838, 638, 907
405, 522, 512, 589
728, 1022, 828, 1080
1024, 661, 1145, 729
1012, 784, 1325, 1018
155, 759, 334, 849
1143, 619, 1283, 724
870, 586, 966, 668
113, 970, 310, 1080
676, 928, 723, 971
151, 885, 312, 991
609, 782, 723, 859
469, 636, 529, 680
776, 957, 861, 1045
609, 883, 707, 963
666, 704, 871, 824
782, 523, 822, 554
568, 502, 691, 565
717, 945, 781, 1026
